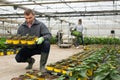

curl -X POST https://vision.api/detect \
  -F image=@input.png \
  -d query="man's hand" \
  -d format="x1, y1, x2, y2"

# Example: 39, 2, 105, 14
36, 37, 44, 44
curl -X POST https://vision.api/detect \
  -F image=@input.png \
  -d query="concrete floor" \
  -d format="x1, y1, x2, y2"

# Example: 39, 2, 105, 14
0, 45, 83, 80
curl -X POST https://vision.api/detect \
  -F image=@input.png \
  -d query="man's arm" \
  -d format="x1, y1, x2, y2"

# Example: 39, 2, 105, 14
40, 22, 52, 40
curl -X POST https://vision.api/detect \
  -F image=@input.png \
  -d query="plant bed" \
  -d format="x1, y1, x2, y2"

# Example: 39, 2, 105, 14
11, 45, 120, 80
11, 70, 60, 80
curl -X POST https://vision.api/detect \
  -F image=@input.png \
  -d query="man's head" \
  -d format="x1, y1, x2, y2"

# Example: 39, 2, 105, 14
24, 9, 35, 24
78, 19, 82, 24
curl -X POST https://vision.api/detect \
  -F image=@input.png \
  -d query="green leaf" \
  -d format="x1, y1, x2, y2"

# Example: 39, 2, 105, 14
69, 76, 77, 80
57, 75, 66, 80
94, 75, 106, 80
93, 72, 110, 80
110, 70, 120, 80
111, 74, 120, 80
78, 69, 88, 78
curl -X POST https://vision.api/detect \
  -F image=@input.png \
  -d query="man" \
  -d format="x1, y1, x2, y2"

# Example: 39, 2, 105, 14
15, 9, 51, 73
74, 19, 84, 48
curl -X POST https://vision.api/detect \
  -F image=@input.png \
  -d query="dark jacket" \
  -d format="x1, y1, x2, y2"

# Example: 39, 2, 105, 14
17, 19, 51, 40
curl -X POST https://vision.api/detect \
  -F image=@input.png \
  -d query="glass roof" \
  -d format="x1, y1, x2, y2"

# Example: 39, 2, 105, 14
0, 0, 119, 14
0, 0, 120, 37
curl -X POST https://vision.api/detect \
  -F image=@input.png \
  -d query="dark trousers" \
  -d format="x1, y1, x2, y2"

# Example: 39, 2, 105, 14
15, 40, 50, 62
74, 34, 84, 47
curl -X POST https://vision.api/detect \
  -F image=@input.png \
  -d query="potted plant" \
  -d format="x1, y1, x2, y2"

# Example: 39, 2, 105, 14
12, 35, 21, 45
6, 35, 13, 44
20, 36, 27, 44
26, 36, 36, 45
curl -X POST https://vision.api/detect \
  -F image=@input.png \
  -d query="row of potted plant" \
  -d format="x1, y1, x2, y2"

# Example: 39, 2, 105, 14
0, 49, 20, 56
83, 37, 120, 45
49, 36, 120, 45
46, 48, 99, 78
57, 45, 120, 80
6, 34, 38, 45
11, 45, 97, 80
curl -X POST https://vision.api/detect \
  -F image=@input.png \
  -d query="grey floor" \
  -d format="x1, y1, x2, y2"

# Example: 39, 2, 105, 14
0, 45, 83, 80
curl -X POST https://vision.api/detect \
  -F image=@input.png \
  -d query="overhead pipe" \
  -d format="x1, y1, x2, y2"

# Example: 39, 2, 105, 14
0, 0, 114, 6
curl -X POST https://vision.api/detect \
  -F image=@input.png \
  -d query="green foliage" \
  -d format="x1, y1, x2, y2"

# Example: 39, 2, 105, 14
50, 35, 57, 44
57, 46, 120, 80
93, 63, 120, 80
83, 37, 120, 45
0, 37, 8, 49
57, 75, 66, 80
71, 30, 82, 37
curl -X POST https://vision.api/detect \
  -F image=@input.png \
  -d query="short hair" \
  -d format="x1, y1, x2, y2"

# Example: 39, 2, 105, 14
24, 9, 35, 15
78, 19, 82, 23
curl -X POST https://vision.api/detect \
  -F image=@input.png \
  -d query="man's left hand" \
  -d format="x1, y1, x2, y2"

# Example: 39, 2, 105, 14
36, 37, 44, 44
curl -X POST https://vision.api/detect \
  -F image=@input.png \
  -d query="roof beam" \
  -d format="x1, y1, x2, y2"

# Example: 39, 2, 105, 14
49, 10, 120, 14
0, 18, 22, 24
0, 10, 119, 18
0, 0, 115, 6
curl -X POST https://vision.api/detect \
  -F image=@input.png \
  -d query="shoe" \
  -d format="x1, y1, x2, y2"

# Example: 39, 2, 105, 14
41, 67, 47, 73
40, 53, 49, 73
26, 58, 35, 70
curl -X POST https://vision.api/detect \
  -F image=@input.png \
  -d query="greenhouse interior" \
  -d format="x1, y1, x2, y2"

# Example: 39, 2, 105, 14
0, 0, 120, 80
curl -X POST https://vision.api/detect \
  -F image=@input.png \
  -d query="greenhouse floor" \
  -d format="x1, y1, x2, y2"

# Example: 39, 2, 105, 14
0, 45, 83, 80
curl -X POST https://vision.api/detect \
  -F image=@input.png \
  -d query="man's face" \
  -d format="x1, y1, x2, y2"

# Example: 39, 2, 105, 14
78, 21, 81, 24
24, 13, 35, 24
